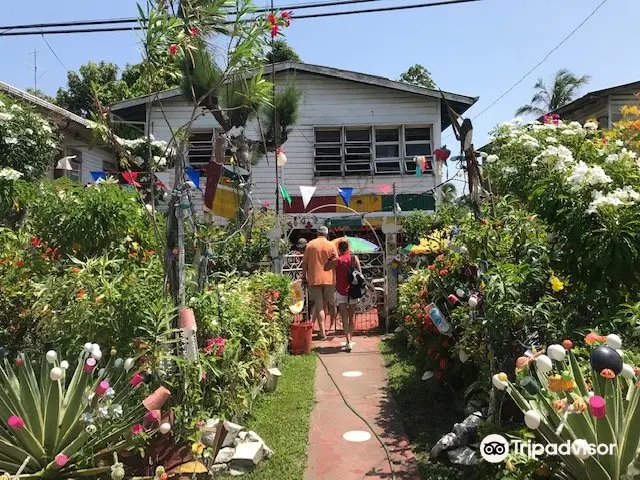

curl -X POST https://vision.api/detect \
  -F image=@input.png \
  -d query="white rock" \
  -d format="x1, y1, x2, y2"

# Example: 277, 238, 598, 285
229, 467, 249, 476
201, 419, 221, 447
222, 421, 243, 447
422, 371, 434, 381
238, 431, 248, 441
210, 463, 229, 474
246, 431, 264, 443
231, 441, 264, 466
459, 351, 470, 363
214, 447, 235, 464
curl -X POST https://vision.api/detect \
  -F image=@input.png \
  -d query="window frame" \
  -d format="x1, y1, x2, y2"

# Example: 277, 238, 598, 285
402, 125, 433, 175
187, 129, 215, 166
373, 126, 402, 175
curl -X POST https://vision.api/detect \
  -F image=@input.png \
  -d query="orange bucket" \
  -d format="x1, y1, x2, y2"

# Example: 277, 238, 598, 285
289, 322, 313, 355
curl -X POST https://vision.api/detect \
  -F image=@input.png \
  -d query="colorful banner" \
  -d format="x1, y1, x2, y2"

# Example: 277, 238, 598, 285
338, 187, 353, 207
185, 167, 200, 189
155, 172, 174, 191
90, 171, 106, 183
121, 172, 141, 187
299, 186, 317, 209
377, 184, 392, 194
279, 184, 292, 206
204, 162, 223, 210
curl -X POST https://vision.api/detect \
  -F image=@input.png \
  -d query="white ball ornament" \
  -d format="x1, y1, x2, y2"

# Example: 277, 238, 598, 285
547, 344, 566, 362
114, 358, 124, 368
606, 334, 622, 350
124, 358, 135, 372
621, 364, 635, 379
98, 368, 105, 376
524, 410, 541, 430
91, 344, 101, 354
571, 439, 592, 460
159, 423, 171, 434
83, 342, 93, 353
535, 355, 553, 374
45, 350, 57, 364
456, 288, 466, 298
60, 360, 69, 370
468, 295, 478, 308
91, 349, 102, 361
49, 367, 63, 381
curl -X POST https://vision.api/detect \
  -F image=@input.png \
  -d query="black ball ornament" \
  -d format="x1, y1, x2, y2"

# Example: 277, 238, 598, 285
590, 346, 623, 375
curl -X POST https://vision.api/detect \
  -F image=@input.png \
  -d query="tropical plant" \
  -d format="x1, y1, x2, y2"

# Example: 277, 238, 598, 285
265, 39, 301, 63
440, 183, 457, 204
0, 346, 170, 478
516, 69, 590, 117
0, 94, 58, 181
495, 334, 640, 479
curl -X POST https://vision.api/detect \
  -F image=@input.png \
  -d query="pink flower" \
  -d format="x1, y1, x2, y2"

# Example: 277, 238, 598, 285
55, 454, 69, 468
168, 44, 178, 55
7, 415, 24, 430
270, 24, 279, 38
203, 337, 226, 356
267, 13, 277, 25
262, 201, 271, 208
131, 424, 144, 435
144, 410, 160, 422
130, 373, 144, 387
189, 27, 200, 37
201, 371, 208, 381
281, 11, 292, 26
95, 380, 110, 396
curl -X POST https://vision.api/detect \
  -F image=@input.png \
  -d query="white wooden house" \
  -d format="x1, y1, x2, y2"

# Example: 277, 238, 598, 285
549, 80, 640, 128
110, 62, 477, 226
0, 81, 117, 184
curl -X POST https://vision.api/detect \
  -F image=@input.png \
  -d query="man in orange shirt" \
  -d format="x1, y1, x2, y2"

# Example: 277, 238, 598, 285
302, 225, 337, 340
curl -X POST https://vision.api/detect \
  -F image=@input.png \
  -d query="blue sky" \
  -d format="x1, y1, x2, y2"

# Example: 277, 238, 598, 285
2, 0, 639, 189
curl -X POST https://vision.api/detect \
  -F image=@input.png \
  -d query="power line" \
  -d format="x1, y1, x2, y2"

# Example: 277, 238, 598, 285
447, 0, 608, 133
0, 0, 484, 36
41, 34, 69, 72
0, 0, 393, 31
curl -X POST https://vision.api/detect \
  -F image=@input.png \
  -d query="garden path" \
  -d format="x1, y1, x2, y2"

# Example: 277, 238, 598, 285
304, 334, 420, 480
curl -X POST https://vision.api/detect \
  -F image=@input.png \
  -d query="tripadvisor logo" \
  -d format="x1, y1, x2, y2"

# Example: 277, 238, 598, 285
480, 434, 616, 462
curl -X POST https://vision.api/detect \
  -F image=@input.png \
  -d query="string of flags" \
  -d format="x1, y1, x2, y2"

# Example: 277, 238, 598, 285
279, 183, 404, 209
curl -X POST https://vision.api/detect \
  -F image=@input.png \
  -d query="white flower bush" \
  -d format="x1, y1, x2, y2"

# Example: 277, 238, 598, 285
114, 134, 174, 172
0, 94, 58, 181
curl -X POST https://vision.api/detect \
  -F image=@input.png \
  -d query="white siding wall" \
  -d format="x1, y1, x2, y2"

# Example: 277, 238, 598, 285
65, 140, 117, 185
147, 71, 442, 212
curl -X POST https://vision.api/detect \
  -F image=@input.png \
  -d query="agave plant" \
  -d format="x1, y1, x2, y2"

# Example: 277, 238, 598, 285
0, 344, 172, 478
492, 334, 640, 480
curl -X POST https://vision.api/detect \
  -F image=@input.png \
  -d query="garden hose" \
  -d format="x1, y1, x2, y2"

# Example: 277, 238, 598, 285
313, 351, 396, 480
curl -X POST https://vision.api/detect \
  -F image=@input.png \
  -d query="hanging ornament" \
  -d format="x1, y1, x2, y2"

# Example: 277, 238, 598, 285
524, 410, 541, 429
434, 147, 451, 163
455, 288, 466, 298
276, 148, 287, 167
606, 334, 622, 350
49, 367, 63, 381
546, 344, 566, 362
562, 339, 573, 350
468, 294, 479, 308
46, 350, 58, 364
447, 294, 459, 305
571, 439, 592, 460
492, 373, 508, 390
590, 346, 623, 375
535, 355, 553, 374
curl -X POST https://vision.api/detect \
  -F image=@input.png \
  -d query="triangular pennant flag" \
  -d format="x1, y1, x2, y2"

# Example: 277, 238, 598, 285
121, 171, 141, 187
90, 171, 106, 183
338, 187, 353, 207
56, 155, 75, 171
377, 184, 391, 194
299, 186, 317, 209
415, 166, 422, 177
279, 184, 292, 206
155, 172, 175, 191
204, 162, 222, 210
185, 167, 200, 189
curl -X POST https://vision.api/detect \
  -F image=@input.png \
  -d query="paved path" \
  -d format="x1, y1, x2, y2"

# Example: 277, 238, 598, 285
304, 334, 421, 480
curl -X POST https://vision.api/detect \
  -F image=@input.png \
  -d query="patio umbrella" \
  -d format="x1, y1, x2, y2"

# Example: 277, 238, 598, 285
331, 236, 380, 254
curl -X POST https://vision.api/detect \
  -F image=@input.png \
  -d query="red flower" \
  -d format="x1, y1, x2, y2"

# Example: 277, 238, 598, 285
439, 269, 448, 277
439, 358, 448, 369
419, 289, 427, 297
267, 13, 277, 25
131, 424, 144, 435
404, 315, 411, 322
427, 265, 436, 271
281, 10, 292, 26
272, 290, 280, 300
270, 24, 279, 38
15, 259, 25, 268
189, 26, 200, 36
168, 44, 178, 55
30, 236, 43, 247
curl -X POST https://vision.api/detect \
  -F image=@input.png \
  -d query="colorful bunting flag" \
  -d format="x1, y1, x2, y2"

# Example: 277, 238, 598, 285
279, 184, 292, 206
121, 171, 141, 187
204, 162, 222, 209
338, 187, 353, 207
90, 171, 106, 183
185, 167, 200, 189
299, 186, 317, 209
377, 184, 391, 194
155, 172, 174, 191
415, 166, 422, 177
56, 156, 75, 171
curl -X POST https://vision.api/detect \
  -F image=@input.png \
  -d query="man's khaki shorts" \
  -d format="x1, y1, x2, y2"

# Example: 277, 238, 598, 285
308, 284, 335, 305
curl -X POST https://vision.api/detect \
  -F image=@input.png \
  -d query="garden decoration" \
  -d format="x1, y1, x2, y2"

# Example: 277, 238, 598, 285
330, 236, 380, 254
0, 345, 170, 479
178, 307, 198, 360
289, 280, 304, 314
492, 333, 640, 480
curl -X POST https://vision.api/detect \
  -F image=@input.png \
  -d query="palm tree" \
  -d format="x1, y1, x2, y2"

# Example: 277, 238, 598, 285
516, 69, 590, 117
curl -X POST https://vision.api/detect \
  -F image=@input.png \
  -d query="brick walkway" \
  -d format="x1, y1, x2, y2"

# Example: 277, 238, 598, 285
304, 334, 420, 480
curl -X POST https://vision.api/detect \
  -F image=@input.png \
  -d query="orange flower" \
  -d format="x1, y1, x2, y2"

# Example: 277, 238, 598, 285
548, 375, 563, 393
439, 269, 448, 277
436, 254, 445, 261
600, 369, 615, 379
585, 332, 603, 345
15, 259, 25, 267
553, 399, 566, 412
428, 265, 436, 271
76, 288, 86, 300
71, 267, 81, 273
572, 399, 587, 413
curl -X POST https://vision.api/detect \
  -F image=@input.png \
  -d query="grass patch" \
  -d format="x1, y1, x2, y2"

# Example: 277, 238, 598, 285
223, 354, 316, 480
380, 334, 484, 480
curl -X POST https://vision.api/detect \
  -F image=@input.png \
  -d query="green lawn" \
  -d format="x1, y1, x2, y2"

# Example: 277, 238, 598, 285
379, 335, 484, 480
224, 354, 316, 480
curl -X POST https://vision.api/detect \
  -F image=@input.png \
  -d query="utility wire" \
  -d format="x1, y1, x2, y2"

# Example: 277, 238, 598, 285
41, 34, 69, 72
445, 0, 608, 136
0, 0, 388, 31
0, 0, 484, 36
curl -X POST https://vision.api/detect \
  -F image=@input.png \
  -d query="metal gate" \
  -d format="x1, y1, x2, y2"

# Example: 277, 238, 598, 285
281, 252, 384, 332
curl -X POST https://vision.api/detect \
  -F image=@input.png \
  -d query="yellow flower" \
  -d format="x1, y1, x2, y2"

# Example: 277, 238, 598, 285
621, 105, 640, 117
131, 242, 140, 251
550, 275, 564, 292
191, 442, 205, 455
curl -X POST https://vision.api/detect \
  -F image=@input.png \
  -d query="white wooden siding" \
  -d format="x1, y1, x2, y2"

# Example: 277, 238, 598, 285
147, 70, 442, 213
